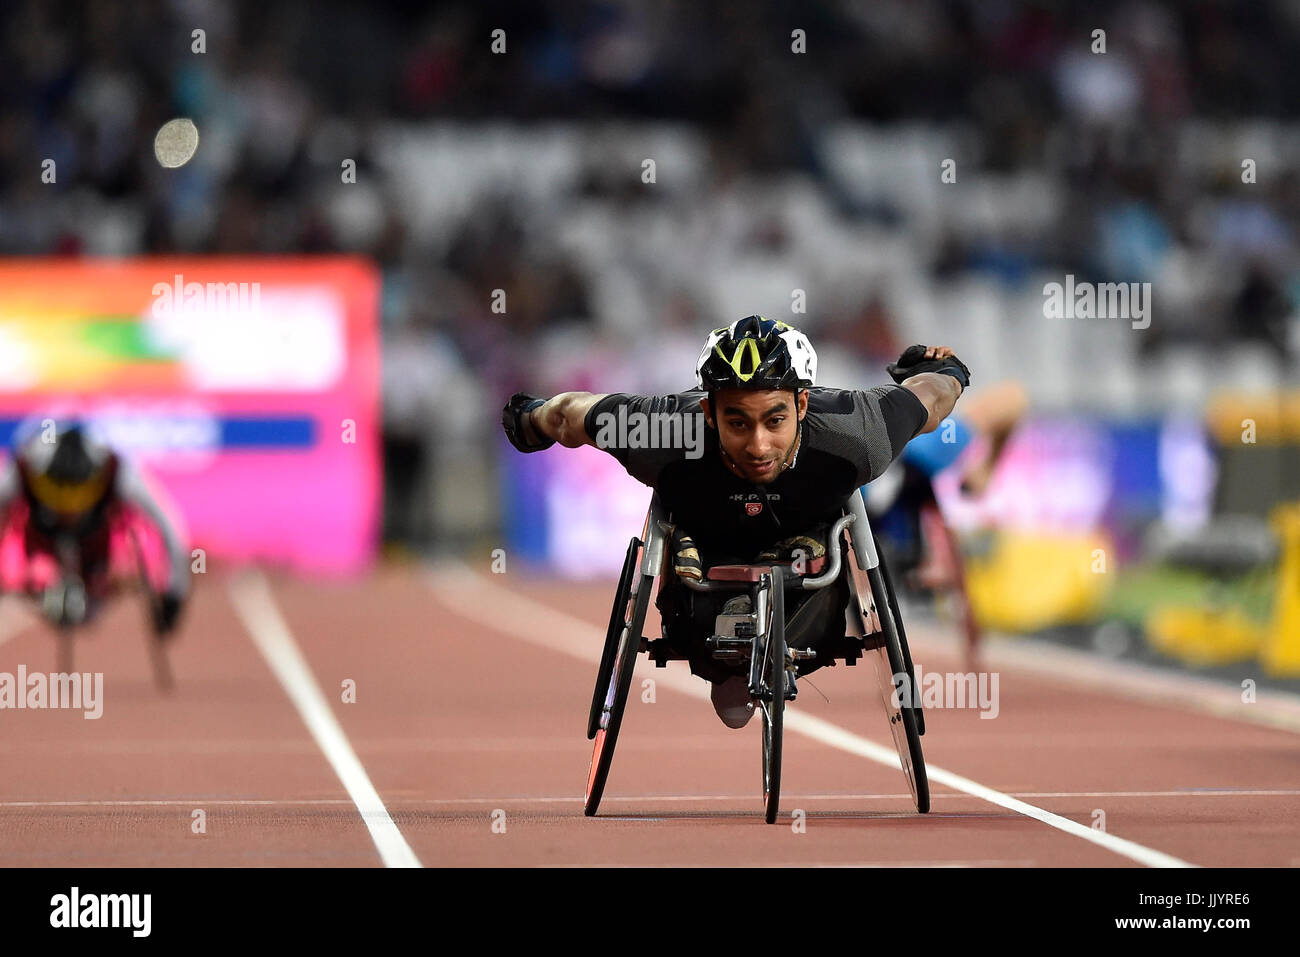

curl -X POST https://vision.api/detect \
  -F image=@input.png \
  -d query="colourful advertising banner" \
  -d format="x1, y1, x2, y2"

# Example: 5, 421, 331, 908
0, 258, 381, 575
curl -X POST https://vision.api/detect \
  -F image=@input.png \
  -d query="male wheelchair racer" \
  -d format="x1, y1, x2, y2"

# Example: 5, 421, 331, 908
501, 319, 970, 824
1, 422, 187, 689
586, 488, 928, 823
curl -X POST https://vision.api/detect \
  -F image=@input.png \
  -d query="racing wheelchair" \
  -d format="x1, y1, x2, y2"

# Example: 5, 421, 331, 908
2, 502, 176, 690
585, 489, 928, 823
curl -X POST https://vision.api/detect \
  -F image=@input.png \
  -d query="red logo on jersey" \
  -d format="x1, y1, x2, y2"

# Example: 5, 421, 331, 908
744, 502, 763, 516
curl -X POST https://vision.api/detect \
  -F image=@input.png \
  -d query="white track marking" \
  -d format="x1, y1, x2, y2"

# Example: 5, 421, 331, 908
784, 709, 1192, 867
428, 562, 1195, 868
4, 788, 1296, 809
548, 860, 1041, 868
228, 570, 421, 868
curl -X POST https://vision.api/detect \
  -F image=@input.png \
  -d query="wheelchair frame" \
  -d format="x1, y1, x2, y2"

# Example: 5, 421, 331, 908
25, 517, 174, 691
584, 489, 929, 822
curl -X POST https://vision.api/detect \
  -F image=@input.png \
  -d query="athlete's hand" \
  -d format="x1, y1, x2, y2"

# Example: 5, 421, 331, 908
501, 393, 556, 453
886, 345, 971, 388
671, 527, 702, 581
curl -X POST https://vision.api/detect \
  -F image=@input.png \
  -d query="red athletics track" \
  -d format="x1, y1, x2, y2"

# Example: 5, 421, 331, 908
1, 561, 1298, 867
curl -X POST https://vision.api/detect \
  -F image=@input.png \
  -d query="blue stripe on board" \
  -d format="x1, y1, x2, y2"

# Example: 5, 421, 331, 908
0, 416, 317, 450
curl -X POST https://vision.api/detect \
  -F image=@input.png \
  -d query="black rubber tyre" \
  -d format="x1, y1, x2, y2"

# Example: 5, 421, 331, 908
762, 566, 786, 824
588, 537, 639, 740
874, 534, 923, 736
584, 564, 653, 817
867, 563, 930, 813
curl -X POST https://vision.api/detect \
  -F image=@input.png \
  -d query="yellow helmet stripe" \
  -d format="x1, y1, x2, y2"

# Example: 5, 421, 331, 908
28, 469, 110, 515
715, 338, 762, 382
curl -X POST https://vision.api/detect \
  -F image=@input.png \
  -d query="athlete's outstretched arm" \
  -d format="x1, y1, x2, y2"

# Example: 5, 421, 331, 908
902, 372, 963, 434
894, 345, 965, 434
527, 392, 610, 448
503, 391, 610, 452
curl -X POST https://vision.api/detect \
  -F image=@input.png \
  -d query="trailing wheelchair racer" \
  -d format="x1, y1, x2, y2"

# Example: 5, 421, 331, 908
0, 420, 191, 689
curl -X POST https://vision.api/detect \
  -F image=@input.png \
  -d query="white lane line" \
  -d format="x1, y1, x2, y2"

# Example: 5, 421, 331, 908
782, 709, 1192, 867
228, 570, 421, 869
427, 562, 1195, 868
5, 788, 1299, 809
545, 860, 1041, 869
695, 859, 1041, 868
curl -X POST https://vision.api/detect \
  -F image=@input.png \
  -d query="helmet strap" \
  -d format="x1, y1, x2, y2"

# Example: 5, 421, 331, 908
777, 415, 803, 475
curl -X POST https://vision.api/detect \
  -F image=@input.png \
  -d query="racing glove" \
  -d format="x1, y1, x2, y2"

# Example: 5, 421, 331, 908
671, 527, 703, 581
886, 345, 971, 388
756, 534, 827, 567
501, 392, 556, 453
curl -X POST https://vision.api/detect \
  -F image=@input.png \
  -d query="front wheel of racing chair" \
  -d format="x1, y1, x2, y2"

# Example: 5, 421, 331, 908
45, 535, 89, 674
760, 565, 786, 824
678, 509, 866, 822
48, 579, 85, 675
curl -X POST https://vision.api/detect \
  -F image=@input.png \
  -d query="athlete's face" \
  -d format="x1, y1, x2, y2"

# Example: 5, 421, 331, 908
702, 389, 808, 485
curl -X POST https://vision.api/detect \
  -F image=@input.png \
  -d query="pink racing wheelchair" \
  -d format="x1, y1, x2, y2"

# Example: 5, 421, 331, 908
0, 499, 177, 690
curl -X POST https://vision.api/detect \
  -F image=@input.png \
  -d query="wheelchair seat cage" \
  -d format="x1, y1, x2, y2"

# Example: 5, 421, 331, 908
582, 491, 930, 821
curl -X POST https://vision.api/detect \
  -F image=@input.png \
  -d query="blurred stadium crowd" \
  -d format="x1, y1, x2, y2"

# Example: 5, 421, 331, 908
3, 0, 1299, 545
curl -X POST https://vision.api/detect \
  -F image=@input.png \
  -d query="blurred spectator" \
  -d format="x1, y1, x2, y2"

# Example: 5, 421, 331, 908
5, 0, 1300, 543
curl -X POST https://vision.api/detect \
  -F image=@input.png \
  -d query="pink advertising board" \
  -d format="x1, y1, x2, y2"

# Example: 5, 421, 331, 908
0, 257, 381, 575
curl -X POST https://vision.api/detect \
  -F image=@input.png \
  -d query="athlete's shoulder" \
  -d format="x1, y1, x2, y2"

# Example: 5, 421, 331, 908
805, 384, 924, 420
584, 390, 705, 435
802, 385, 928, 484
592, 389, 706, 412
584, 389, 712, 489
804, 386, 860, 416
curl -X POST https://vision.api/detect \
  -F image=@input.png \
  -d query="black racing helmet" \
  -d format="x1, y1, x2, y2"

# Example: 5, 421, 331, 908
695, 315, 817, 392
20, 422, 114, 516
